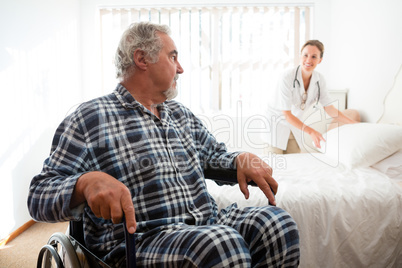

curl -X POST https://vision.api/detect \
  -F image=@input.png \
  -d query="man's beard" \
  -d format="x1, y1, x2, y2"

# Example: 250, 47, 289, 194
164, 75, 179, 100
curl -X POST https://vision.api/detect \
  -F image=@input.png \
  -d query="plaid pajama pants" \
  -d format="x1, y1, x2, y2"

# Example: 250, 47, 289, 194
135, 205, 300, 267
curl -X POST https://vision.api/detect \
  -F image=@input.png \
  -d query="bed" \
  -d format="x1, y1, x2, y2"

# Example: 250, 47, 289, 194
202, 65, 402, 267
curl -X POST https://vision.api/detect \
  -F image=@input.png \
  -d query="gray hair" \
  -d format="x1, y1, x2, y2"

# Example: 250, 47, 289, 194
114, 21, 171, 80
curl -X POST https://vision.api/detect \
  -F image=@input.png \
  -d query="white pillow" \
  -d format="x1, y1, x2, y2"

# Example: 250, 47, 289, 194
318, 123, 402, 168
371, 149, 402, 179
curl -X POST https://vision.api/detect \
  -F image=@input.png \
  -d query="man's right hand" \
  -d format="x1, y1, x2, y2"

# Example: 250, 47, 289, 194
71, 171, 137, 234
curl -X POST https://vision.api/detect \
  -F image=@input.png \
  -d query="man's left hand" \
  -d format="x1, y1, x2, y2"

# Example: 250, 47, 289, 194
236, 152, 277, 206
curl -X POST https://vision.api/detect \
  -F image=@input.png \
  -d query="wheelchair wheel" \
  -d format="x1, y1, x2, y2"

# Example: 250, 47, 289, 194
37, 232, 81, 268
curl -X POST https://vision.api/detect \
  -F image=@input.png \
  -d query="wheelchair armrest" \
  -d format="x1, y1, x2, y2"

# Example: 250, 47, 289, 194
203, 167, 275, 206
69, 220, 85, 245
203, 167, 257, 187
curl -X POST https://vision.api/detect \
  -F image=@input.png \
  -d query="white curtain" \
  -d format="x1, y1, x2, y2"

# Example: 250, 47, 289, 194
99, 5, 312, 114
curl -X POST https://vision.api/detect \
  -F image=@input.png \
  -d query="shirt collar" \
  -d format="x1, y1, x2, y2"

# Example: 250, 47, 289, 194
113, 83, 173, 118
113, 83, 142, 109
310, 70, 320, 85
296, 65, 320, 94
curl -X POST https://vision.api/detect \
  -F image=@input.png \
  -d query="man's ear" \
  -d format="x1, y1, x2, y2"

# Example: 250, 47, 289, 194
133, 49, 148, 70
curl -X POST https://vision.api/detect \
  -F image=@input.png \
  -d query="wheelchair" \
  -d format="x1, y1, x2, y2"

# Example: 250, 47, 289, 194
37, 217, 135, 268
36, 168, 261, 268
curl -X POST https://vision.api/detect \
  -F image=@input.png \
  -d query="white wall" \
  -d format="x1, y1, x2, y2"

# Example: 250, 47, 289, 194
325, 0, 402, 122
0, 0, 81, 239
1, 0, 401, 239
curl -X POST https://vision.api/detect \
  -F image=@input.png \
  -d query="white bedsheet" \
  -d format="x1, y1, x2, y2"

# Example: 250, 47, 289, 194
206, 153, 402, 268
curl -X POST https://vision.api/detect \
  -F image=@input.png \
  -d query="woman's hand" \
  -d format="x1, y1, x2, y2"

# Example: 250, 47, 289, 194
283, 110, 325, 148
304, 126, 325, 148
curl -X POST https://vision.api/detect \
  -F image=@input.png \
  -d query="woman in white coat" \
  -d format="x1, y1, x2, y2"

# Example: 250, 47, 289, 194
265, 40, 359, 154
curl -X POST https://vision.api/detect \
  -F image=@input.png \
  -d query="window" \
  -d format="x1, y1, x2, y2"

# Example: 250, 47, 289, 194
99, 4, 312, 114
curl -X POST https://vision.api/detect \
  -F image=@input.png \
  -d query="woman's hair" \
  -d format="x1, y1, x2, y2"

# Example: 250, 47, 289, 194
114, 21, 171, 80
301, 40, 324, 58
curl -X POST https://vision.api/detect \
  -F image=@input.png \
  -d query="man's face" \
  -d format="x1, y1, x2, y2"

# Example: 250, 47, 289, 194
148, 33, 184, 100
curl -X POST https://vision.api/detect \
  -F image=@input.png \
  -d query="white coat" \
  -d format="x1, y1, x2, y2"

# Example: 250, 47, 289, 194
266, 65, 333, 150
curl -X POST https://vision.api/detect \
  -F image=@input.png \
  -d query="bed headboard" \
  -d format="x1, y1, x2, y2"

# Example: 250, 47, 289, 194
328, 89, 348, 110
377, 65, 402, 125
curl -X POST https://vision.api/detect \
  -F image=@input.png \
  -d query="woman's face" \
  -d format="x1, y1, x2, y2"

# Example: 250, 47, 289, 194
300, 45, 322, 72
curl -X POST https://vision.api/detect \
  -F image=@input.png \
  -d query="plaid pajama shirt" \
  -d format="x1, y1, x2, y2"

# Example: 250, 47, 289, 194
28, 84, 299, 267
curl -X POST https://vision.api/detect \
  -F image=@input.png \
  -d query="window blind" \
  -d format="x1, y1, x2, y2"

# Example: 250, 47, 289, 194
99, 5, 312, 113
